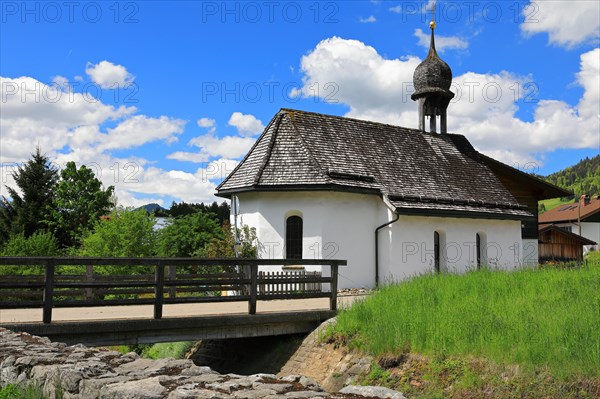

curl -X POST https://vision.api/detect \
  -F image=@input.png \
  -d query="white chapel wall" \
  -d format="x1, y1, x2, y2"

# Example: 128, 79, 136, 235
379, 216, 524, 284
233, 191, 381, 289
233, 191, 526, 289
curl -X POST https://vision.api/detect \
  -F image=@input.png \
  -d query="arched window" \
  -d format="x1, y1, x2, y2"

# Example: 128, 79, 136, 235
476, 233, 482, 269
476, 232, 486, 269
434, 231, 441, 273
286, 215, 303, 259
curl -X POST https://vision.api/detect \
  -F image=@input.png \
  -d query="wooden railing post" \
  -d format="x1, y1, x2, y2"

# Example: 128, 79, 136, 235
85, 264, 94, 300
43, 259, 55, 324
330, 262, 339, 311
154, 261, 165, 319
167, 265, 176, 299
248, 264, 257, 315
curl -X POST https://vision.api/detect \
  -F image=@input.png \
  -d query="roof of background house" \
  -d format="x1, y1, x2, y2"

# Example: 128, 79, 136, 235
539, 196, 600, 223
216, 108, 563, 219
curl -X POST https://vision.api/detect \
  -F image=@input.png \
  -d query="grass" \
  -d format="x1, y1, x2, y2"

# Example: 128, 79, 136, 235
111, 341, 194, 360
0, 381, 57, 399
355, 354, 600, 399
586, 251, 600, 263
329, 262, 600, 379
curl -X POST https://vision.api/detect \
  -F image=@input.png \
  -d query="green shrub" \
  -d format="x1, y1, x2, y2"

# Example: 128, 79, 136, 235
1, 231, 60, 257
0, 231, 61, 275
141, 341, 194, 359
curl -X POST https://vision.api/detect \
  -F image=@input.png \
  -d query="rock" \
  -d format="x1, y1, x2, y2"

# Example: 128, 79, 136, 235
180, 365, 217, 376
338, 385, 407, 399
280, 375, 302, 383
99, 376, 167, 399
299, 376, 323, 391
79, 375, 135, 398
0, 355, 16, 367
233, 388, 279, 398
185, 373, 224, 384
284, 391, 329, 398
252, 382, 293, 393
0, 327, 396, 399
0, 365, 19, 385
15, 356, 38, 367
167, 387, 229, 399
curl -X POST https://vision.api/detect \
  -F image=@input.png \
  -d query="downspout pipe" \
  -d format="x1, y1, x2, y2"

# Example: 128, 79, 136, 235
375, 209, 400, 288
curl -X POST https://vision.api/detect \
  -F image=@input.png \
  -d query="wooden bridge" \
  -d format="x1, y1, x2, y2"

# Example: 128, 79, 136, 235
0, 257, 346, 346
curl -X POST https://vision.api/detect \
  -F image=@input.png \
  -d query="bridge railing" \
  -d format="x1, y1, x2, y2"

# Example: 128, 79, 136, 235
0, 257, 346, 323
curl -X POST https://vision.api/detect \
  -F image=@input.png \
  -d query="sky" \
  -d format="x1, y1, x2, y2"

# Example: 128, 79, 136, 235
1, 0, 599, 208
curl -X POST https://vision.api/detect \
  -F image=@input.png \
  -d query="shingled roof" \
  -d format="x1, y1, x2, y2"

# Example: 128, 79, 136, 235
216, 108, 535, 219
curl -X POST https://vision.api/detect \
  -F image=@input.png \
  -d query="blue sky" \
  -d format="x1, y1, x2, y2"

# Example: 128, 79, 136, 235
1, 1, 599, 207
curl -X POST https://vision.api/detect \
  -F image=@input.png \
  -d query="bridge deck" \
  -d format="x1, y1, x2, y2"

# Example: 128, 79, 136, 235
0, 296, 365, 346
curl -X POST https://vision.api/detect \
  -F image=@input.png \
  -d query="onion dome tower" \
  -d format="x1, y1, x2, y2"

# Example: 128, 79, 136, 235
411, 14, 454, 133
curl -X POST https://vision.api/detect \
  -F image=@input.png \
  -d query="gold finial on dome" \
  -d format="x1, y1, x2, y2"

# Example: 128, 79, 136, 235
430, 20, 436, 30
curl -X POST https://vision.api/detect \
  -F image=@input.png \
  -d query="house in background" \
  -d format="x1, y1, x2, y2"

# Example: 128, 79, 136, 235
216, 21, 568, 289
538, 224, 596, 262
539, 195, 600, 254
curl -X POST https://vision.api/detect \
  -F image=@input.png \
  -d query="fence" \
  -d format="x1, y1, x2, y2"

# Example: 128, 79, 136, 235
258, 270, 323, 295
0, 257, 345, 323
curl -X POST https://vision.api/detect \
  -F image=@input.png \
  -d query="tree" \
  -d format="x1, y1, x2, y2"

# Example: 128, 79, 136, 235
0, 148, 58, 242
157, 212, 223, 257
200, 223, 257, 258
51, 162, 115, 247
168, 201, 230, 225
79, 209, 157, 258
79, 209, 157, 275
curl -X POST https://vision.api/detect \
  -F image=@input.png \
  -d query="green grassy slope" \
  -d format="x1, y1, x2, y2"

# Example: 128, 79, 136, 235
331, 266, 600, 378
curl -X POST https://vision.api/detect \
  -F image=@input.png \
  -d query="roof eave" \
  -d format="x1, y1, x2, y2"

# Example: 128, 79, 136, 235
394, 206, 534, 221
216, 184, 382, 198
478, 154, 571, 199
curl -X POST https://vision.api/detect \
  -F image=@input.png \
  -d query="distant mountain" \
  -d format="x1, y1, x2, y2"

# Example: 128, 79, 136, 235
538, 155, 599, 214
545, 155, 600, 198
136, 203, 167, 214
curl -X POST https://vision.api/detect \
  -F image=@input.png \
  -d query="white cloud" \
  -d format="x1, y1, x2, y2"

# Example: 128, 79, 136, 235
97, 115, 185, 151
85, 60, 135, 88
576, 48, 600, 119
118, 159, 238, 204
296, 37, 421, 124
296, 37, 600, 167
0, 74, 189, 208
168, 113, 261, 164
50, 150, 232, 207
520, 1, 600, 48
197, 117, 216, 132
359, 16, 376, 23
0, 76, 135, 162
389, 0, 435, 14
414, 28, 468, 52
167, 151, 208, 163
188, 134, 256, 160
52, 75, 69, 88
197, 118, 216, 128
228, 112, 265, 136
423, 0, 436, 13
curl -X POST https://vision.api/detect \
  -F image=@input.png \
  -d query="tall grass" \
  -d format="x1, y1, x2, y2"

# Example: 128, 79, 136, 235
332, 263, 600, 377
